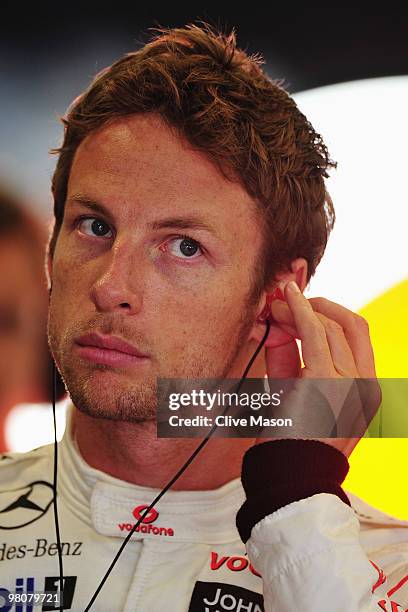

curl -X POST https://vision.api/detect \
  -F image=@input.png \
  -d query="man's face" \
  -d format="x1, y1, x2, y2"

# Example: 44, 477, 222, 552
48, 114, 265, 422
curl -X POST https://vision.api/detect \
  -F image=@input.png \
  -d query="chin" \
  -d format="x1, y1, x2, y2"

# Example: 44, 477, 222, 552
71, 390, 157, 423
62, 365, 158, 422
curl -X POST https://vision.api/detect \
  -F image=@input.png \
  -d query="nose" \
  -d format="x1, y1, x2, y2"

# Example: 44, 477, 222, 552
90, 239, 144, 315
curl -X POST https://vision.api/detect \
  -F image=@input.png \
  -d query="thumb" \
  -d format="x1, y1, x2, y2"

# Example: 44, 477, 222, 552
255, 339, 301, 445
265, 338, 301, 379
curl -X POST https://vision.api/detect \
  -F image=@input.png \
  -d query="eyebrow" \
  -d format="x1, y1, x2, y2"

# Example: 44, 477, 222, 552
67, 194, 218, 236
67, 195, 115, 223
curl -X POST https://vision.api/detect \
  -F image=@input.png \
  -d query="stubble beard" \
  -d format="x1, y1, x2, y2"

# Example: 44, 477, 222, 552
47, 294, 258, 424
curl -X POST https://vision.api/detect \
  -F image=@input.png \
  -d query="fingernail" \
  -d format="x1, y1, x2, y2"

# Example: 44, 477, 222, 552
287, 281, 300, 293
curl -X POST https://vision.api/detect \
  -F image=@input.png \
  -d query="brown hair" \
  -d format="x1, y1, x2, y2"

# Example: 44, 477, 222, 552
50, 22, 336, 292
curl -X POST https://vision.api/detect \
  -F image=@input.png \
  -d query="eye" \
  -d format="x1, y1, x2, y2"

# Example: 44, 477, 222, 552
165, 236, 203, 259
78, 217, 113, 238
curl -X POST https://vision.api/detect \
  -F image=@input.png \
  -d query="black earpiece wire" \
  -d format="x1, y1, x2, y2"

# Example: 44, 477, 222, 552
49, 281, 65, 610
51, 318, 271, 611
52, 360, 65, 610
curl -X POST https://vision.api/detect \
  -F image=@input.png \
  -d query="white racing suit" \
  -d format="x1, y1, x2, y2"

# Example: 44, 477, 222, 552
0, 404, 407, 611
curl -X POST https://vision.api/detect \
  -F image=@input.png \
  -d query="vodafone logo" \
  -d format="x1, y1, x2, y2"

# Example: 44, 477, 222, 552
210, 551, 261, 578
117, 504, 174, 537
132, 505, 159, 524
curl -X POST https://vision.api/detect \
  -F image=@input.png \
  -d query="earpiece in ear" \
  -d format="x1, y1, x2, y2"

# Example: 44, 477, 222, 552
257, 302, 271, 323
256, 287, 285, 322
257, 295, 273, 323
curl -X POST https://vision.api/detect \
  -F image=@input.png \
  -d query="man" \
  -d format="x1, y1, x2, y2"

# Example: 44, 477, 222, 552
1, 23, 407, 612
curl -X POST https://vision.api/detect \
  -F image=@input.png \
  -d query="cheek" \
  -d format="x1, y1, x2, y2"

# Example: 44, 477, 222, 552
49, 250, 90, 333
158, 284, 243, 349
52, 239, 92, 299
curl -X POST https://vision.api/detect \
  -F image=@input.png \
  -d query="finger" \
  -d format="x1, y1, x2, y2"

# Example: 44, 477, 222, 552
284, 282, 333, 376
263, 320, 296, 348
273, 295, 375, 378
266, 338, 301, 378
270, 300, 298, 337
314, 312, 359, 377
308, 297, 376, 378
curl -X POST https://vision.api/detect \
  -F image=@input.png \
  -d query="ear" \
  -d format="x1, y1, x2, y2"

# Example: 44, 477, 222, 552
46, 250, 53, 292
274, 257, 308, 295
46, 222, 59, 292
249, 257, 308, 343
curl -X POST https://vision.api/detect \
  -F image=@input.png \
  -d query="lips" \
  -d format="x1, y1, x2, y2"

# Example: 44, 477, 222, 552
75, 333, 148, 357
74, 332, 149, 367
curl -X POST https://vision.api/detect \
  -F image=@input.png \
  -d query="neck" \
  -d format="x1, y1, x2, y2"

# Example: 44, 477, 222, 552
72, 408, 254, 490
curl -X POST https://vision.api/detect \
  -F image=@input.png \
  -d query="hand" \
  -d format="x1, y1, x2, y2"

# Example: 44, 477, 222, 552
260, 281, 381, 457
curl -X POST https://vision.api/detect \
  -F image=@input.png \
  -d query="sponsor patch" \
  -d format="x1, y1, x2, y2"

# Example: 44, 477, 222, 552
117, 503, 174, 537
188, 581, 264, 611
0, 576, 77, 610
210, 552, 261, 577
0, 539, 82, 561
0, 482, 53, 530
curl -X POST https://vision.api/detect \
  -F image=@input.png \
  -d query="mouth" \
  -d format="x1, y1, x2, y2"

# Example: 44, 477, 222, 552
74, 332, 150, 367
